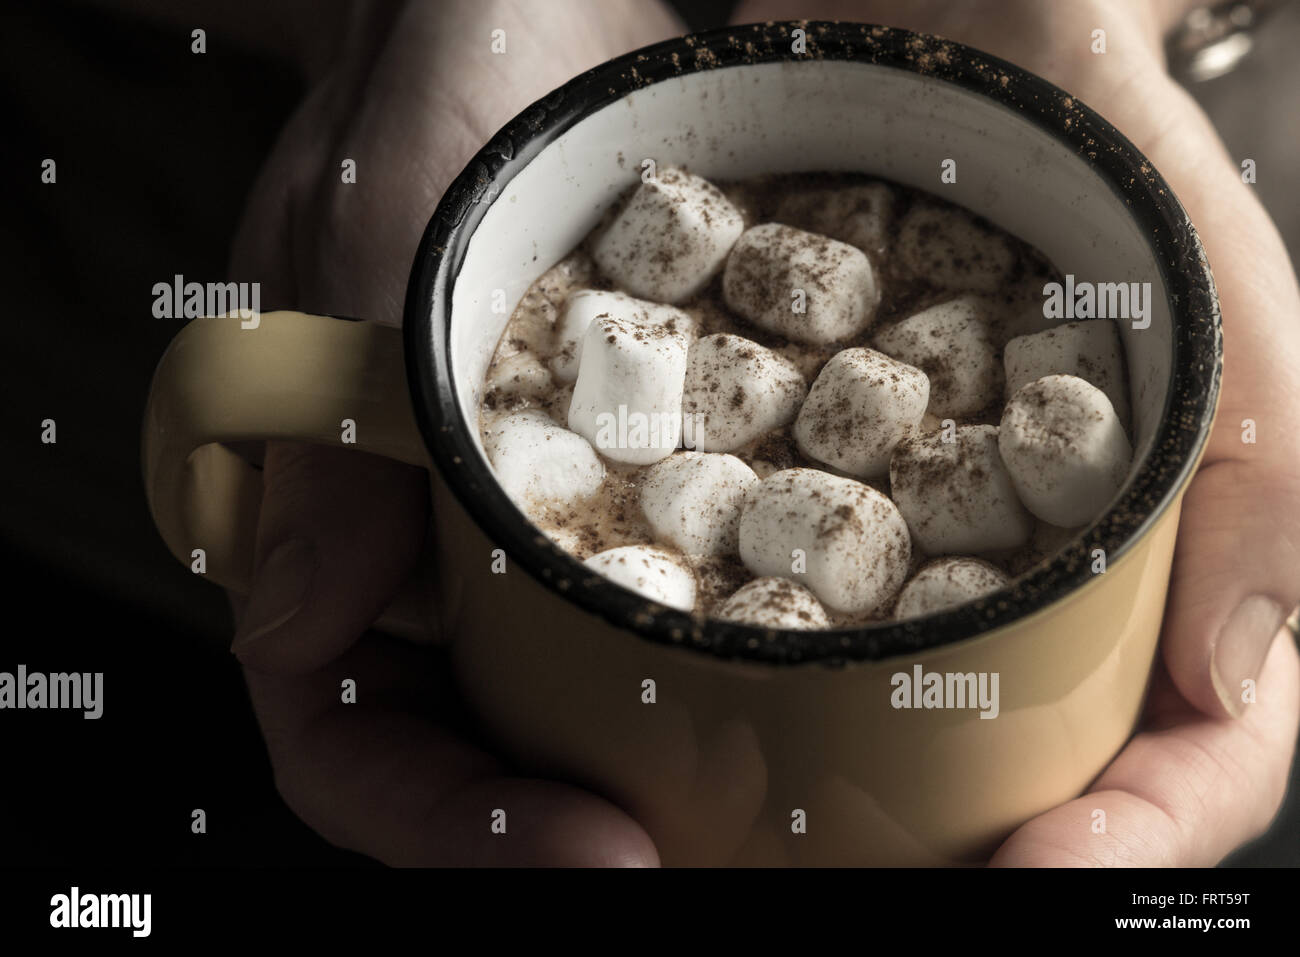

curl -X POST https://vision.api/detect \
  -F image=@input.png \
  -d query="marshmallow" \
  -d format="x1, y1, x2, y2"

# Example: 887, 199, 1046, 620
483, 409, 605, 513
897, 204, 1016, 295
584, 545, 696, 612
872, 295, 1002, 418
723, 223, 880, 345
718, 577, 831, 630
640, 451, 758, 556
738, 468, 911, 614
793, 348, 929, 478
551, 289, 697, 384
591, 165, 744, 303
772, 182, 896, 259
681, 334, 807, 452
998, 374, 1132, 527
486, 350, 553, 401
889, 424, 1034, 553
567, 316, 689, 465
893, 557, 1009, 620
1003, 320, 1130, 427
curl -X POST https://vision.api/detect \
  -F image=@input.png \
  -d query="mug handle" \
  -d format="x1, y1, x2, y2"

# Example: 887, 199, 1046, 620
141, 310, 439, 643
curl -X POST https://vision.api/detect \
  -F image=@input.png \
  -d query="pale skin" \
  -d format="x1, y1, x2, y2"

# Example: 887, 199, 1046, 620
221, 0, 1298, 865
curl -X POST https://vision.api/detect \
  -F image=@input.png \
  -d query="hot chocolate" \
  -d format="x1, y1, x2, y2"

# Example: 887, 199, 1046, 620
477, 167, 1131, 628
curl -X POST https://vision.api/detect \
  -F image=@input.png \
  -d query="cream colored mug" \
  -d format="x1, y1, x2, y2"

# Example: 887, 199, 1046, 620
142, 22, 1221, 865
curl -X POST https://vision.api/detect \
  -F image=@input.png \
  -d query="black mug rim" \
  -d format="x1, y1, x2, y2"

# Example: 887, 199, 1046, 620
402, 21, 1222, 666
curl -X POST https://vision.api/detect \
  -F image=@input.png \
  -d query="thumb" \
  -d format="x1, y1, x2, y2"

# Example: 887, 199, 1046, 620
1161, 457, 1300, 718
231, 439, 429, 674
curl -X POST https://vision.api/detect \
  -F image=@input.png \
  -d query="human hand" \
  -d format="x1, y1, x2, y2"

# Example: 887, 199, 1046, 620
734, 0, 1300, 865
226, 0, 683, 865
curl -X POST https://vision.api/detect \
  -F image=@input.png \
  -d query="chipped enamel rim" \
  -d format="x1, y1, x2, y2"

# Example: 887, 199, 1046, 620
403, 21, 1221, 665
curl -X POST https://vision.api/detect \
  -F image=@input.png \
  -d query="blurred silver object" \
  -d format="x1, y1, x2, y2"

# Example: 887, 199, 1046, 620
1167, 0, 1288, 81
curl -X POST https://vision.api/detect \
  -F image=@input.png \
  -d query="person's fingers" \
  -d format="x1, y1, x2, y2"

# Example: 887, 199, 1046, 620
245, 631, 660, 866
991, 632, 1299, 866
231, 440, 429, 674
1161, 462, 1300, 716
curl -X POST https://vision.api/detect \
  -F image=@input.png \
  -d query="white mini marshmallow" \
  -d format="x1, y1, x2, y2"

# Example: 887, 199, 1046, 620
567, 316, 689, 465
486, 350, 553, 401
772, 182, 896, 259
893, 557, 1009, 620
483, 409, 604, 513
550, 289, 697, 384
681, 334, 807, 452
999, 374, 1132, 527
591, 165, 744, 303
640, 451, 758, 556
723, 223, 880, 345
718, 577, 831, 630
872, 295, 1002, 418
738, 468, 911, 614
897, 204, 1016, 295
889, 424, 1034, 553
793, 347, 929, 478
1003, 320, 1130, 427
584, 544, 696, 612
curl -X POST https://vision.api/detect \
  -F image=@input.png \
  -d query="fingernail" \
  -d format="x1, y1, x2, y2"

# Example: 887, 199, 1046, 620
1211, 595, 1285, 717
232, 538, 318, 654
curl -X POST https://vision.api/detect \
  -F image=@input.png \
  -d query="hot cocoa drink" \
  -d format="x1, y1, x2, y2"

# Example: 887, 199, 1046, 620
477, 167, 1131, 628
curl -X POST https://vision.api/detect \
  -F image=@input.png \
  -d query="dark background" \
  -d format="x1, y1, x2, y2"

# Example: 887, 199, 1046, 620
1, 0, 1296, 866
